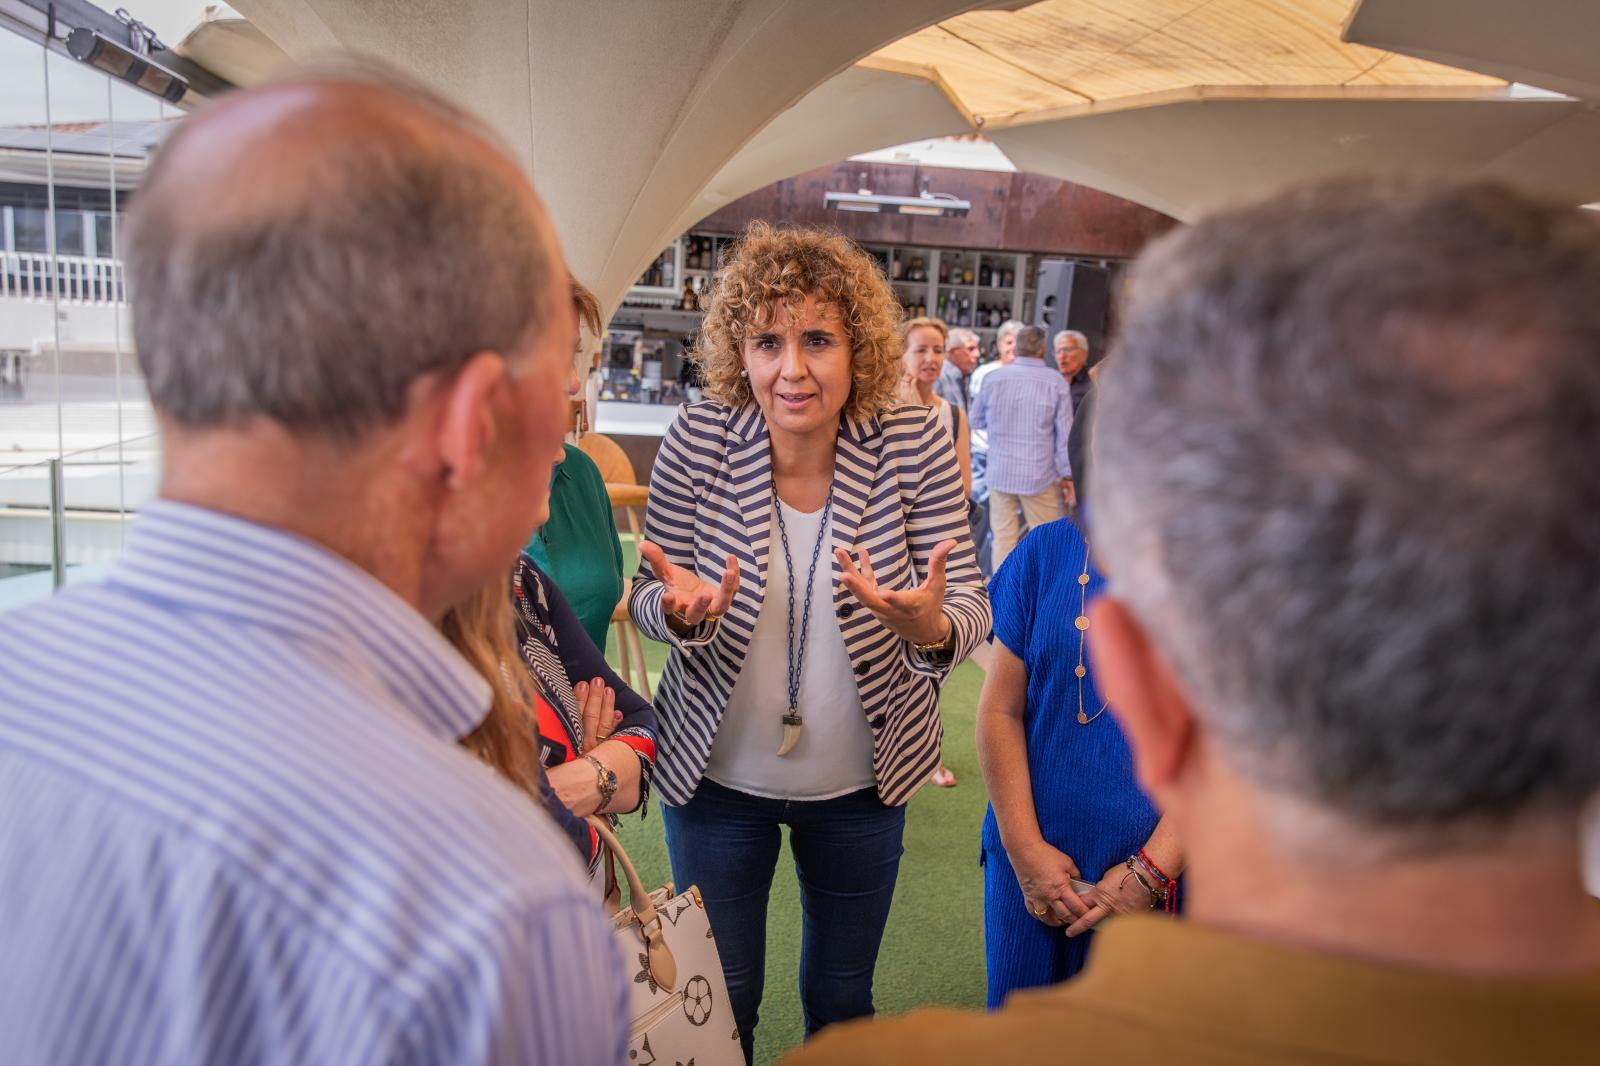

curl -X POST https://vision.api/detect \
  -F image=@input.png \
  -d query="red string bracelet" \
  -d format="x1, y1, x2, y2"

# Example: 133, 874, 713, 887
1137, 849, 1178, 913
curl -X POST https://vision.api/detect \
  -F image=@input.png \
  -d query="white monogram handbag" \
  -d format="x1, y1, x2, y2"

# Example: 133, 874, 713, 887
590, 818, 743, 1066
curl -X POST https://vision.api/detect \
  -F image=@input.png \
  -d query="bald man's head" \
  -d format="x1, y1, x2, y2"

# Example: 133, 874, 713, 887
127, 58, 565, 439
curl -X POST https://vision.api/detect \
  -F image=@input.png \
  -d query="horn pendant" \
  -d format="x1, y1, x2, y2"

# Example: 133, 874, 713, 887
777, 712, 803, 756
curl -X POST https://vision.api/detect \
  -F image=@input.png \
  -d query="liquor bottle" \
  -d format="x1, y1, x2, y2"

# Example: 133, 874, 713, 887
680, 279, 696, 310
939, 257, 949, 284
937, 293, 947, 318
892, 255, 904, 280
979, 263, 991, 287
963, 264, 975, 286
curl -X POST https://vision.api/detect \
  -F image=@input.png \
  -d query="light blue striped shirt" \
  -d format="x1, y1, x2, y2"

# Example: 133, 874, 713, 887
969, 356, 1075, 494
0, 501, 628, 1065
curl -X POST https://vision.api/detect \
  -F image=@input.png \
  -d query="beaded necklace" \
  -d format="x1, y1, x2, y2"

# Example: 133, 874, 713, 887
773, 493, 834, 756
1073, 545, 1109, 726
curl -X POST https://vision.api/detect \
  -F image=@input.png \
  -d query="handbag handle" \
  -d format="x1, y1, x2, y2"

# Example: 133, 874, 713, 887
588, 817, 678, 992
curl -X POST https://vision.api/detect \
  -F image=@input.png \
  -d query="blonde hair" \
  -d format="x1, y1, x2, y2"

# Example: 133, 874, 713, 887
897, 317, 950, 406
900, 316, 948, 343
440, 583, 543, 800
570, 275, 602, 336
692, 221, 904, 420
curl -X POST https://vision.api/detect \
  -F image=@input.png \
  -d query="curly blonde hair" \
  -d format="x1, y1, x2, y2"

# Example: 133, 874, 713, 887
692, 221, 904, 420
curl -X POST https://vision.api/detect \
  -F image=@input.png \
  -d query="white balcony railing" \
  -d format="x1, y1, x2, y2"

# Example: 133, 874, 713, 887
1, 251, 126, 306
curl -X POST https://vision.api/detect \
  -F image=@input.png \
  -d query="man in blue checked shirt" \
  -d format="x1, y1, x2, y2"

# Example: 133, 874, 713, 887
970, 325, 1076, 572
0, 60, 627, 1064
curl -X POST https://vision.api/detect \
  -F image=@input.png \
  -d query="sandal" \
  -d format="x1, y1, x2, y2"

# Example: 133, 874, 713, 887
930, 765, 958, 788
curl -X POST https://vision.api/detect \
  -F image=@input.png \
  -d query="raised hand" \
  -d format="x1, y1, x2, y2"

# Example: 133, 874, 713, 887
638, 540, 740, 634
834, 539, 956, 646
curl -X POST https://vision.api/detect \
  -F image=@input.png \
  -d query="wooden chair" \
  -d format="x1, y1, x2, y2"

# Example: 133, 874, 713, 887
606, 482, 648, 542
578, 431, 637, 487
609, 595, 653, 702
601, 464, 649, 697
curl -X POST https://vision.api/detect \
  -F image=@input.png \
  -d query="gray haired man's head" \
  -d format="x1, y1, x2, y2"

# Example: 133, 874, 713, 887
126, 56, 560, 440
1092, 177, 1600, 837
1014, 326, 1047, 361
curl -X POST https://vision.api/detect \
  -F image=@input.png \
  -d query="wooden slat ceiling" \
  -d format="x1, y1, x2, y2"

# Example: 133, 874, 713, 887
862, 0, 1505, 126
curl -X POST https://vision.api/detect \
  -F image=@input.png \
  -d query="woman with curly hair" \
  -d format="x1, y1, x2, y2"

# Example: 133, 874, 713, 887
629, 221, 990, 1062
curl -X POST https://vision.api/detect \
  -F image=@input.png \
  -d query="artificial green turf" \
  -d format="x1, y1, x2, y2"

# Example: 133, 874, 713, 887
608, 538, 989, 1064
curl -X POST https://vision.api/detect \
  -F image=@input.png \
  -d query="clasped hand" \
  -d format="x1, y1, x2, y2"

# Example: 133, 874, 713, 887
1011, 839, 1089, 928
546, 676, 622, 818
1064, 862, 1158, 938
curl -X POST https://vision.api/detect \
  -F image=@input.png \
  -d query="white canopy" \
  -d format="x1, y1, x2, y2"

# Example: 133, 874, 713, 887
178, 0, 1599, 311
218, 0, 985, 311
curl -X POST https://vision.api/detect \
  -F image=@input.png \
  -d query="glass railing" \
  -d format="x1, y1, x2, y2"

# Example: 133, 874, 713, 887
0, 432, 160, 613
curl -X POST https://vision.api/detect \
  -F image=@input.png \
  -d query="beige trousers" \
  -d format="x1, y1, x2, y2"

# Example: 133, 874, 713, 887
989, 486, 1065, 571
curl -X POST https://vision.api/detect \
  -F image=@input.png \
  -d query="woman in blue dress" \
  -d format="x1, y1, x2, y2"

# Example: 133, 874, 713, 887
977, 509, 1183, 1007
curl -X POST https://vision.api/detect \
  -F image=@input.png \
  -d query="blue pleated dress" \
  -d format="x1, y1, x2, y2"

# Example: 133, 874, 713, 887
980, 516, 1169, 1008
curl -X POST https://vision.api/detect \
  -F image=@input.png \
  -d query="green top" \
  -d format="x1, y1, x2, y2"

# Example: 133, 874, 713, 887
525, 444, 625, 653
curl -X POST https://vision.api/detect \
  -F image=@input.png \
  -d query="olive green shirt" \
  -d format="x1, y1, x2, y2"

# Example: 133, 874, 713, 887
526, 444, 624, 654
786, 914, 1600, 1065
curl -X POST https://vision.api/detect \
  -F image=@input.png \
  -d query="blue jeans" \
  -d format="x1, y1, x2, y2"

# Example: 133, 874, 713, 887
660, 779, 906, 1064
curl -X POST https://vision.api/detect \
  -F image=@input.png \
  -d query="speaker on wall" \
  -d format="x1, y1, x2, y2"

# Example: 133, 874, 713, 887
1033, 259, 1110, 364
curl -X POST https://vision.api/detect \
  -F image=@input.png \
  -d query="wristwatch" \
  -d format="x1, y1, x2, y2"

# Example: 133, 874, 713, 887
584, 755, 619, 806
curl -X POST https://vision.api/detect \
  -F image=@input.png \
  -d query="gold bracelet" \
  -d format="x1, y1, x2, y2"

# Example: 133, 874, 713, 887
912, 619, 955, 653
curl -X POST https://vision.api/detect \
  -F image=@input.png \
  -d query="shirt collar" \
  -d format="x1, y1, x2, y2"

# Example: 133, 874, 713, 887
1015, 355, 1048, 367
109, 499, 491, 741
550, 446, 575, 488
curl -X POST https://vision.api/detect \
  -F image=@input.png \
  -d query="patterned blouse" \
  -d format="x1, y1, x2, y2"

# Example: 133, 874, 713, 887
511, 553, 656, 867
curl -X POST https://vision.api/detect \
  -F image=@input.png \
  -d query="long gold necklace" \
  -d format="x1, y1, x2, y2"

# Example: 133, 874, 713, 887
1074, 545, 1110, 726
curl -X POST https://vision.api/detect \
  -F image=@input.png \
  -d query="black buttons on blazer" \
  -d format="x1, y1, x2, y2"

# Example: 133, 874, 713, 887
869, 714, 886, 729
837, 602, 854, 619
854, 658, 871, 676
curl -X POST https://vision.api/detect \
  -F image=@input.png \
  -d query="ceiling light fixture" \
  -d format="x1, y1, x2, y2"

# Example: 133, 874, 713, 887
824, 188, 971, 218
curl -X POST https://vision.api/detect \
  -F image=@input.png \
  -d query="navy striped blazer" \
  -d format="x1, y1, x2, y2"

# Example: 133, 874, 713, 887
629, 401, 991, 806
